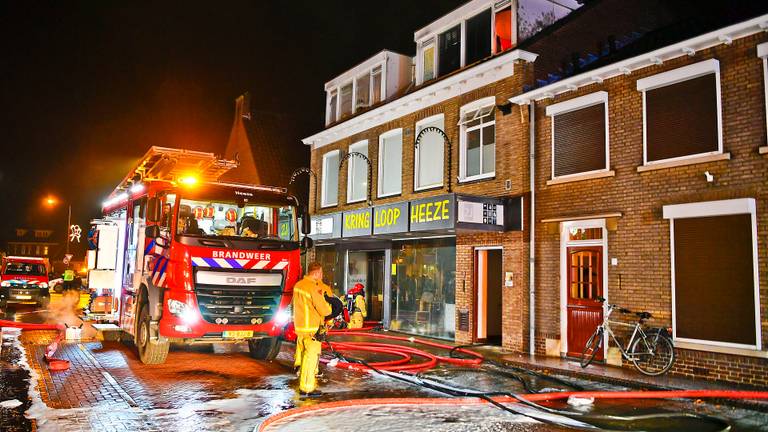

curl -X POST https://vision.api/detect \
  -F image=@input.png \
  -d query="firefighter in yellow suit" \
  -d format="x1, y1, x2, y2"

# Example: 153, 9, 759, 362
293, 278, 333, 376
292, 262, 332, 397
347, 283, 367, 329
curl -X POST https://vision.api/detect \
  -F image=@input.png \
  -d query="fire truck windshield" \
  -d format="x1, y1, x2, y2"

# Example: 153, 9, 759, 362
3, 262, 47, 276
176, 198, 297, 242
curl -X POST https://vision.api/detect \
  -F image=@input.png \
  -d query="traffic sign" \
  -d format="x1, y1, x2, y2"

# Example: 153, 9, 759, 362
63, 254, 74, 265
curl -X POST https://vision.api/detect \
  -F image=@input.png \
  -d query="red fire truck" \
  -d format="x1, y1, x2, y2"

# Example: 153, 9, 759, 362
88, 147, 311, 364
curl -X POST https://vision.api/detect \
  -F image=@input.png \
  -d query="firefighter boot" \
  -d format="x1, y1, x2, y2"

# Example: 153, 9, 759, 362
298, 335, 322, 396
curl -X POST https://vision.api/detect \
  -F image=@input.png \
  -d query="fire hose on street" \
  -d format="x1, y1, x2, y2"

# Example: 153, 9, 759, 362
270, 325, 768, 431
0, 319, 70, 370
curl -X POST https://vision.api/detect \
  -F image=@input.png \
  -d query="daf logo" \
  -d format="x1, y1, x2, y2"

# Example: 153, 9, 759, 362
226, 277, 261, 285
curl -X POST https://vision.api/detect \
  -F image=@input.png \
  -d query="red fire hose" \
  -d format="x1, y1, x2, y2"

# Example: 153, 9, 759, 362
0, 319, 60, 331
259, 391, 768, 432
323, 330, 483, 372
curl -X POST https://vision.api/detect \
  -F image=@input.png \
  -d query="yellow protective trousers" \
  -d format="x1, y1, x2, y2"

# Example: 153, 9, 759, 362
349, 312, 364, 329
296, 333, 322, 393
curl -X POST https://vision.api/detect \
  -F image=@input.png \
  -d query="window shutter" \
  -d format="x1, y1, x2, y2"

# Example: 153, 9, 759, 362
553, 103, 605, 177
673, 214, 756, 346
646, 74, 718, 162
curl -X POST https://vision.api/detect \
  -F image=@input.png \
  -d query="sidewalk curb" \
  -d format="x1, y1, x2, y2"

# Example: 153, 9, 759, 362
497, 357, 768, 412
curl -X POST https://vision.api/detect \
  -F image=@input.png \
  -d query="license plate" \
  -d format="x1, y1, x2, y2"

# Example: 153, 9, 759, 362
14, 295, 32, 300
223, 330, 253, 339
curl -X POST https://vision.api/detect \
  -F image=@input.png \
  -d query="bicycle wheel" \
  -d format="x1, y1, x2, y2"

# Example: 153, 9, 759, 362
580, 328, 603, 368
630, 332, 675, 376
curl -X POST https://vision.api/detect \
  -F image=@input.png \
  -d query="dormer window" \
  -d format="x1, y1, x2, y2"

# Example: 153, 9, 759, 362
371, 66, 383, 105
355, 74, 370, 111
327, 89, 338, 124
340, 83, 353, 120
421, 39, 436, 82
466, 8, 492, 65
438, 25, 461, 76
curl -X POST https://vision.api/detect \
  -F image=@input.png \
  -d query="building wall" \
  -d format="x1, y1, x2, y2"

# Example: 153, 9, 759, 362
532, 33, 768, 385
309, 59, 534, 351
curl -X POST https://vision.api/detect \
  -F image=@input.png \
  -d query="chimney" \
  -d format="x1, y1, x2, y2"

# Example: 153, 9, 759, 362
234, 92, 252, 121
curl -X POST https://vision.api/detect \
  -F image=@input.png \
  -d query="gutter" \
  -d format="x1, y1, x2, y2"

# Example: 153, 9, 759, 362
528, 101, 536, 356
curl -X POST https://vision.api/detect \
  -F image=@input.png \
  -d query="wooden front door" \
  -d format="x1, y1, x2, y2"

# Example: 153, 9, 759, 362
566, 246, 603, 359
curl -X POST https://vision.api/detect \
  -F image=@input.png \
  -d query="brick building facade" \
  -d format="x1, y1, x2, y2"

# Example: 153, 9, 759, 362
303, 0, 768, 384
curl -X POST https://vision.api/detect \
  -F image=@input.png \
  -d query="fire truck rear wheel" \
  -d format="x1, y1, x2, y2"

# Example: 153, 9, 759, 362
248, 337, 281, 361
137, 301, 169, 364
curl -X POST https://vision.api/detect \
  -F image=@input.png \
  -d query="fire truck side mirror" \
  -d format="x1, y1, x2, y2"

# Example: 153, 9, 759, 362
300, 205, 311, 235
145, 225, 161, 239
301, 236, 314, 250
147, 198, 162, 223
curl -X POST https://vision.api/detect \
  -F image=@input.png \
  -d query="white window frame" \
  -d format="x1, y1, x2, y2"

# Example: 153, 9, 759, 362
346, 140, 369, 204
414, 3, 494, 85
414, 114, 445, 191
459, 97, 496, 182
758, 42, 768, 154
377, 128, 403, 198
321, 150, 340, 208
663, 198, 762, 354
339, 81, 353, 119
370, 65, 384, 106
326, 89, 338, 126
419, 38, 437, 84
546, 91, 610, 180
637, 59, 723, 166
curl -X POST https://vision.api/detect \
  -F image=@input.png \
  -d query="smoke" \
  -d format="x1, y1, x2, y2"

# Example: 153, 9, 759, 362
43, 290, 97, 340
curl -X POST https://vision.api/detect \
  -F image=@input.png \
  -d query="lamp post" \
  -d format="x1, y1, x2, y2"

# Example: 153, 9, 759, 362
43, 196, 73, 258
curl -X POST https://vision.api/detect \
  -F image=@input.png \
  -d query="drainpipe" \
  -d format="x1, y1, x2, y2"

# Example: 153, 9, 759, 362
528, 101, 536, 356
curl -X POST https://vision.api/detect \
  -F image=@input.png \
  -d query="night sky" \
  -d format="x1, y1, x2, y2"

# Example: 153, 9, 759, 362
0, 0, 466, 256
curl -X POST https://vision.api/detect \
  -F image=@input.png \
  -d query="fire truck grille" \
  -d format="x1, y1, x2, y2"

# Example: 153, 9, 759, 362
195, 284, 282, 325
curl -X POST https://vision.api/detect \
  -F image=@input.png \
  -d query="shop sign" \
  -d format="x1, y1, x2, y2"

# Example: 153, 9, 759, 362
409, 194, 455, 232
309, 213, 342, 239
457, 200, 504, 226
342, 208, 373, 237
373, 201, 409, 235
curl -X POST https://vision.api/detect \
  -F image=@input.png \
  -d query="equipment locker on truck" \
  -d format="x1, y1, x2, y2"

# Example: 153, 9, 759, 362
88, 146, 312, 364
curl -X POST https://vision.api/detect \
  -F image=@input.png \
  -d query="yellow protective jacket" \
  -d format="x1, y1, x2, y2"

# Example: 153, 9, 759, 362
292, 276, 333, 335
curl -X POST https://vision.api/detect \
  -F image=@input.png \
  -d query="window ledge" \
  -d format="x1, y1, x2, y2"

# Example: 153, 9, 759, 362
546, 170, 615, 186
637, 153, 730, 173
674, 340, 768, 359
759, 146, 768, 155
414, 184, 444, 193
458, 173, 495, 184
377, 192, 402, 199
346, 198, 366, 205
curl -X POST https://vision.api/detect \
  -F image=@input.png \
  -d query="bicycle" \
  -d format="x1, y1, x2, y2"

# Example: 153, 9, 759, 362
580, 296, 675, 376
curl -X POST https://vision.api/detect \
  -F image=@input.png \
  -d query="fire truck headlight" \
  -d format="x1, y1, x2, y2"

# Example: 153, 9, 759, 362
1, 281, 10, 287
274, 308, 291, 325
167, 299, 198, 324
38, 282, 48, 288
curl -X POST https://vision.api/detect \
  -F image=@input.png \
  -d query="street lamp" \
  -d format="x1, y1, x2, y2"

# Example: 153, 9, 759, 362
42, 195, 73, 257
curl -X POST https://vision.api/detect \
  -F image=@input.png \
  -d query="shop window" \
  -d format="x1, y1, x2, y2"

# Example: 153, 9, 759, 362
355, 74, 370, 111
327, 90, 337, 125
460, 100, 495, 181
664, 199, 760, 351
465, 9, 491, 65
422, 39, 436, 83
546, 91, 609, 178
438, 25, 461, 77
378, 129, 402, 197
346, 140, 369, 203
321, 150, 340, 207
339, 83, 353, 119
414, 115, 445, 190
494, 4, 513, 53
315, 246, 342, 296
371, 66, 383, 105
390, 238, 456, 340
637, 60, 722, 165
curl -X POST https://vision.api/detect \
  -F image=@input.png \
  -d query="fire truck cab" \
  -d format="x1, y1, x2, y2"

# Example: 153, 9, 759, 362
88, 146, 311, 364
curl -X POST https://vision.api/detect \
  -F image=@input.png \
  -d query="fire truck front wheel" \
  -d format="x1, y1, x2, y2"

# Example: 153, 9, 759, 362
137, 301, 169, 364
248, 337, 281, 361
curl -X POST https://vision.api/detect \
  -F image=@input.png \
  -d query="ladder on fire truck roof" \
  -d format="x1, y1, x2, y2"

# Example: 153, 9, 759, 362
116, 146, 239, 191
